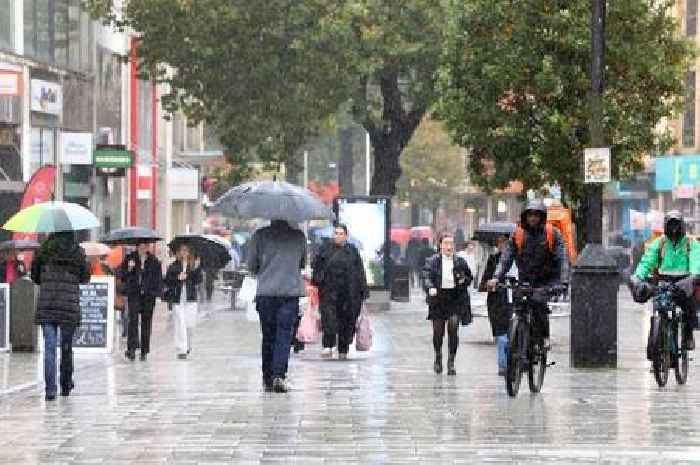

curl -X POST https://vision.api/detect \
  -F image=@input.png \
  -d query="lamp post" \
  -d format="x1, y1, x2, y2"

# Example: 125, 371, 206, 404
569, 0, 619, 369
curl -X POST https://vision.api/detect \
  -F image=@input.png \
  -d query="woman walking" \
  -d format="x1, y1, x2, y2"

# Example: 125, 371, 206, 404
422, 234, 472, 375
165, 244, 202, 359
31, 232, 90, 400
118, 243, 163, 362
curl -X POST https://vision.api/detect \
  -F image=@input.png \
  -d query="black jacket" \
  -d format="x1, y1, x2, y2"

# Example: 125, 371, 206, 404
117, 251, 163, 298
422, 254, 473, 309
312, 242, 369, 316
31, 233, 91, 327
164, 260, 203, 303
479, 252, 512, 336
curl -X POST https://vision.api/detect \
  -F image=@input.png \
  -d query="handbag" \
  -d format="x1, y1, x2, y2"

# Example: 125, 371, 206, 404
355, 308, 373, 351
296, 302, 321, 344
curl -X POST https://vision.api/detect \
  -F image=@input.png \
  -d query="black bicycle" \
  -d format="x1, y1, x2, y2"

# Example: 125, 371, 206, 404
499, 280, 560, 397
650, 278, 690, 387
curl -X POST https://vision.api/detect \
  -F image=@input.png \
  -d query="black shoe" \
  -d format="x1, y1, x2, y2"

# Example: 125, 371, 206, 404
125, 350, 135, 361
177, 353, 187, 360
263, 377, 273, 392
447, 357, 456, 376
272, 377, 288, 393
140, 352, 147, 361
433, 356, 443, 374
683, 332, 695, 351
45, 393, 56, 401
60, 382, 74, 397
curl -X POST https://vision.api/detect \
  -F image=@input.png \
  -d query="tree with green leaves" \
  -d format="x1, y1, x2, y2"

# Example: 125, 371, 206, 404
86, 0, 446, 195
396, 118, 465, 228
438, 0, 694, 232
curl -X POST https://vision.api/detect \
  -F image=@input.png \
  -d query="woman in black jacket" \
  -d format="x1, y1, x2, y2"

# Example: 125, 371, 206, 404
422, 234, 472, 375
118, 243, 163, 362
31, 231, 90, 401
164, 244, 202, 359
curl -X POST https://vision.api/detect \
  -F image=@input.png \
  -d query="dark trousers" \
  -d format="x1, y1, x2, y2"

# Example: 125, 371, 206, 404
531, 300, 550, 340
257, 296, 299, 382
41, 323, 75, 396
205, 271, 217, 302
127, 295, 156, 354
321, 292, 357, 354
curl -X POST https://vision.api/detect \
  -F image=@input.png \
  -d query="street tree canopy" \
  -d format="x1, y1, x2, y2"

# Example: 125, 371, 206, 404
438, 0, 694, 206
87, 0, 446, 195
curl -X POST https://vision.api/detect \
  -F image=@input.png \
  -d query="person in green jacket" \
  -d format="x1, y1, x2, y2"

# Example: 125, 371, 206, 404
631, 210, 699, 355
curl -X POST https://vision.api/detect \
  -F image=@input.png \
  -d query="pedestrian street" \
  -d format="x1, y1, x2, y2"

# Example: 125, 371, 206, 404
1, 289, 700, 464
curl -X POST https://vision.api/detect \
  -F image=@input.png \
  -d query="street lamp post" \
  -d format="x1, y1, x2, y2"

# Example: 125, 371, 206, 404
569, 0, 619, 369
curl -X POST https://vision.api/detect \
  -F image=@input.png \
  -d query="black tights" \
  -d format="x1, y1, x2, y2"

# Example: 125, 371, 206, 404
432, 315, 460, 357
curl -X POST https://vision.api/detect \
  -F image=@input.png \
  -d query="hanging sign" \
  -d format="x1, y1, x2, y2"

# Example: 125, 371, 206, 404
584, 147, 611, 183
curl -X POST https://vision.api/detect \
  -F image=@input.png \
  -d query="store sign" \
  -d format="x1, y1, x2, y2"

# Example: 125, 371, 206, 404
137, 164, 152, 200
0, 72, 21, 96
169, 167, 199, 201
73, 276, 115, 353
94, 147, 133, 168
30, 79, 62, 115
61, 132, 93, 165
584, 148, 611, 184
655, 154, 700, 192
674, 184, 696, 199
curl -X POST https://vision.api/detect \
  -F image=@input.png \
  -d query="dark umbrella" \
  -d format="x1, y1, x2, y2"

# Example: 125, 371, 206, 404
101, 227, 162, 245
0, 239, 40, 251
472, 222, 516, 245
212, 180, 334, 223
168, 234, 231, 270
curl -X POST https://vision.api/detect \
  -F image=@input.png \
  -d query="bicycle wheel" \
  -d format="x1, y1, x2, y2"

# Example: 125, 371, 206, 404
506, 319, 526, 397
674, 318, 689, 385
652, 315, 670, 387
528, 334, 547, 393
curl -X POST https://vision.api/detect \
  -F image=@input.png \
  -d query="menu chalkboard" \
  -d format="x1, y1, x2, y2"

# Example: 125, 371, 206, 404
73, 276, 114, 353
0, 284, 8, 351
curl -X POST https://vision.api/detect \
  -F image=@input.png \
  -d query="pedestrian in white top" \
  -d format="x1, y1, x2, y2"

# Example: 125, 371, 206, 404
164, 244, 202, 359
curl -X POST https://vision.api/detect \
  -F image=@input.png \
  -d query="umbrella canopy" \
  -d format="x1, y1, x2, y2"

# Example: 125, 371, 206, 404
0, 239, 40, 251
3, 201, 99, 233
472, 222, 516, 245
81, 241, 112, 257
410, 226, 433, 240
391, 227, 411, 244
101, 227, 162, 245
168, 234, 231, 270
213, 180, 334, 223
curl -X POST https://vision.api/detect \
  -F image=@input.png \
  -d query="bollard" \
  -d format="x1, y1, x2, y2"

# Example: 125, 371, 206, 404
570, 244, 619, 368
10, 276, 37, 352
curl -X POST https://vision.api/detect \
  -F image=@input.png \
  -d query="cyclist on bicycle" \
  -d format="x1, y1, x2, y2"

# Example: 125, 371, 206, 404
487, 199, 569, 348
630, 210, 700, 354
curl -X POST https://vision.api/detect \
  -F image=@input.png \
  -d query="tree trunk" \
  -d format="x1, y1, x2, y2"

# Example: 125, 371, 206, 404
410, 202, 420, 226
285, 157, 302, 185
337, 127, 354, 195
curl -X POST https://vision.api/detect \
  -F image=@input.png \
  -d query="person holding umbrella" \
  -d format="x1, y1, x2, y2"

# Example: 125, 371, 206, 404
164, 243, 202, 359
118, 242, 163, 362
0, 240, 37, 283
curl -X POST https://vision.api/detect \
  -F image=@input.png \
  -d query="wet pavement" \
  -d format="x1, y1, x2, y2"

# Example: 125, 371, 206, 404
1, 288, 700, 464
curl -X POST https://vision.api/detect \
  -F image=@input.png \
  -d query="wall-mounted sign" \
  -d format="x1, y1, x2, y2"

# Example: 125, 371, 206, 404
137, 164, 152, 200
584, 147, 611, 184
94, 145, 132, 177
169, 167, 199, 201
30, 79, 62, 115
0, 72, 21, 96
61, 132, 93, 165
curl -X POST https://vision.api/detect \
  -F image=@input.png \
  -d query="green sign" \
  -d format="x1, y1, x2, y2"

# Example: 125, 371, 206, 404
94, 149, 133, 168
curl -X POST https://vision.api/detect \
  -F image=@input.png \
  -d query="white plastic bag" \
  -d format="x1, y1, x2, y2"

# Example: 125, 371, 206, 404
238, 276, 258, 321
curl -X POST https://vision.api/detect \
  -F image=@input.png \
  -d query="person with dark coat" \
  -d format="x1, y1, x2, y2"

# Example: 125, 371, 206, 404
479, 234, 514, 376
487, 199, 569, 349
118, 243, 163, 362
422, 233, 473, 376
31, 231, 90, 401
164, 244, 202, 359
312, 223, 369, 360
0, 249, 26, 284
416, 238, 435, 273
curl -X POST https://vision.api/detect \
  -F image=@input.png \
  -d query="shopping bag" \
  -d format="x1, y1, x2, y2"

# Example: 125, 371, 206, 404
238, 276, 258, 321
355, 309, 373, 351
296, 302, 321, 344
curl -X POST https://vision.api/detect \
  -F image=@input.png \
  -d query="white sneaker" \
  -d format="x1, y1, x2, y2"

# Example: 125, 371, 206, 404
321, 348, 332, 359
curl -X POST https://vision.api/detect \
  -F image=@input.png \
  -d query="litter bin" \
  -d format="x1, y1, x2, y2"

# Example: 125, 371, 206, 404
390, 264, 410, 302
222, 270, 245, 310
10, 277, 37, 352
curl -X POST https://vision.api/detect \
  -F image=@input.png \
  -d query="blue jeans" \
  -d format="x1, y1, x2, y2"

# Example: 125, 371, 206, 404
42, 323, 75, 396
496, 334, 508, 371
256, 296, 299, 381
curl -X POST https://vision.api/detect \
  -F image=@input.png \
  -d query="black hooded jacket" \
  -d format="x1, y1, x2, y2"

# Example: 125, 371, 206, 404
31, 232, 91, 327
494, 200, 569, 286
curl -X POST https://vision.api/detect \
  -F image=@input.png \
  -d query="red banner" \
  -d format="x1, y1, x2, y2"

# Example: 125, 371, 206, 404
12, 165, 57, 242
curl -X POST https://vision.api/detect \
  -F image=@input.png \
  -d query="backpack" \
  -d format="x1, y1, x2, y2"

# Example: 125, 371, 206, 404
514, 224, 555, 255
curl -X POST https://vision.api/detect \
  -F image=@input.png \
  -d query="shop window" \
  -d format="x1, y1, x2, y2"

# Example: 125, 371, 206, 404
689, 0, 698, 36
30, 127, 56, 176
683, 71, 696, 148
0, 0, 14, 52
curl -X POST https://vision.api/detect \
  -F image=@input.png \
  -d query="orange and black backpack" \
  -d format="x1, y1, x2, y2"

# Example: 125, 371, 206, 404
513, 224, 556, 255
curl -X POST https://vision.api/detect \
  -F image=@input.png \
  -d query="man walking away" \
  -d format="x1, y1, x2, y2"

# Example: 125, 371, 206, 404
248, 220, 307, 393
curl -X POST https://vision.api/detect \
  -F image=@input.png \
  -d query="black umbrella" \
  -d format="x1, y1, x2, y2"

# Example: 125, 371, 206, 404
472, 222, 516, 245
101, 227, 162, 245
168, 234, 231, 270
0, 239, 40, 251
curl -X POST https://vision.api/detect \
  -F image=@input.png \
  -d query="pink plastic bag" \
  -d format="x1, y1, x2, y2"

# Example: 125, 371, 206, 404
355, 310, 373, 351
296, 305, 321, 344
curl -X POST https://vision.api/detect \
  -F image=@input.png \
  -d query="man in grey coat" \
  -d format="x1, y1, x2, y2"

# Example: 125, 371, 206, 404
248, 219, 307, 393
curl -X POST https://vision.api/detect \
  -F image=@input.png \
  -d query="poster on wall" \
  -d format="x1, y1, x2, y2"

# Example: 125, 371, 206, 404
0, 284, 8, 351
30, 79, 62, 115
73, 276, 115, 353
61, 132, 93, 165
334, 196, 391, 289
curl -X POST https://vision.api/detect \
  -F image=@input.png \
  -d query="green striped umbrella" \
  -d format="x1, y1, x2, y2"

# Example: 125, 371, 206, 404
3, 201, 99, 233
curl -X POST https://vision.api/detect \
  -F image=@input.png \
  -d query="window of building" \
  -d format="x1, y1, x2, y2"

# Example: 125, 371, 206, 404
30, 127, 56, 176
689, 0, 698, 36
0, 0, 14, 51
683, 71, 696, 148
